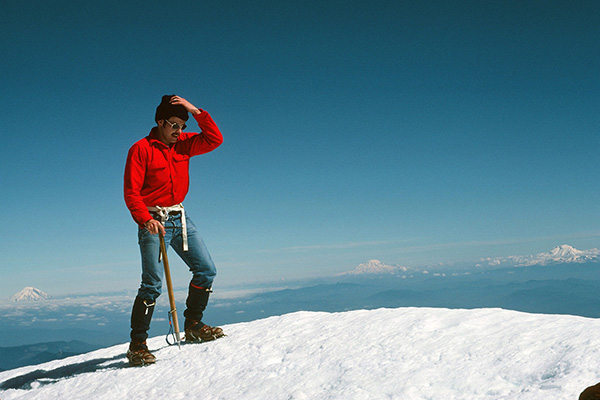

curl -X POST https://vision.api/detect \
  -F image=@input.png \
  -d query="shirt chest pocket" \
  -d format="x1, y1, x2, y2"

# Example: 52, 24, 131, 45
145, 150, 189, 184
146, 153, 170, 183
172, 153, 190, 163
172, 153, 190, 174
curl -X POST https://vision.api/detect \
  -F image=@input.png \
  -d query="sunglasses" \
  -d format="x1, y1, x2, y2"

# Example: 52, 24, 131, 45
164, 119, 187, 131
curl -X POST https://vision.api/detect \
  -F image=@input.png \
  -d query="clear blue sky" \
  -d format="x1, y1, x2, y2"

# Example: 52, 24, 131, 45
1, 0, 598, 297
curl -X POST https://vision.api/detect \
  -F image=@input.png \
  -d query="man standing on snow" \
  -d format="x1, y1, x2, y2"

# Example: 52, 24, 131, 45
124, 95, 224, 366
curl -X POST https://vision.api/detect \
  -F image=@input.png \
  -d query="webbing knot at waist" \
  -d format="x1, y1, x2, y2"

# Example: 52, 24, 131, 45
147, 204, 188, 251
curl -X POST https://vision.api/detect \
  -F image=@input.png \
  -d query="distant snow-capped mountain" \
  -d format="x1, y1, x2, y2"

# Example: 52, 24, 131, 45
518, 244, 600, 266
10, 287, 50, 302
479, 245, 600, 267
345, 245, 598, 276
340, 259, 410, 275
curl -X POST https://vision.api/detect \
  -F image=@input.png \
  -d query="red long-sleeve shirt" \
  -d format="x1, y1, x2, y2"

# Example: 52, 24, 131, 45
124, 111, 223, 226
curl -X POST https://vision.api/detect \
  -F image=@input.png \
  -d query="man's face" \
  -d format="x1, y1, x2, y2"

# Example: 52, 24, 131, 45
156, 116, 187, 145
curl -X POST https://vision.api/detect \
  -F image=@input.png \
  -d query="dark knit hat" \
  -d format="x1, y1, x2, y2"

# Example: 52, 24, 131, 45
155, 95, 189, 122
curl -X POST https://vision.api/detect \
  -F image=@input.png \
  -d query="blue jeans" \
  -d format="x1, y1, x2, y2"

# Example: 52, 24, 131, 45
136, 212, 217, 302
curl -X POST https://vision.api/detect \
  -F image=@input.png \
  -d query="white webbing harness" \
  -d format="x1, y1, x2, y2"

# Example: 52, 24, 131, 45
147, 204, 188, 251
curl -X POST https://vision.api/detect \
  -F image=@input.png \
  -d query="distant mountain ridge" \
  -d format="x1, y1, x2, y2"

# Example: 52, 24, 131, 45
343, 245, 599, 276
10, 287, 50, 302
480, 245, 600, 267
529, 245, 600, 265
339, 259, 411, 275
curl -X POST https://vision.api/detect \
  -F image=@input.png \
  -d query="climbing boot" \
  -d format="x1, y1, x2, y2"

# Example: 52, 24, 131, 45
126, 341, 156, 366
185, 320, 225, 343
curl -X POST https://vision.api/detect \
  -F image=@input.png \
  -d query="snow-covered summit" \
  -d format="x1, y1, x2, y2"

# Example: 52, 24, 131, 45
548, 244, 586, 258
516, 244, 599, 266
10, 287, 49, 302
340, 259, 409, 275
480, 244, 600, 267
0, 307, 598, 399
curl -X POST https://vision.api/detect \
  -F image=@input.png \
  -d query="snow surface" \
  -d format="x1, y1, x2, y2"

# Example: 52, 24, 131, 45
1, 307, 599, 399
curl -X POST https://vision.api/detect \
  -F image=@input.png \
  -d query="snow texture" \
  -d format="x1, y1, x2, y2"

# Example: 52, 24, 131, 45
1, 307, 598, 399
10, 287, 49, 302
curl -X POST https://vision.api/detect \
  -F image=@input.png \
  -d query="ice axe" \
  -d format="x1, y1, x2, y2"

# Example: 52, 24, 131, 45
159, 231, 182, 349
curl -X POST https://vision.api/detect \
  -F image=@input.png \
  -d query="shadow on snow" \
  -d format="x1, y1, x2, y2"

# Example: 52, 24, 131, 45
0, 354, 129, 390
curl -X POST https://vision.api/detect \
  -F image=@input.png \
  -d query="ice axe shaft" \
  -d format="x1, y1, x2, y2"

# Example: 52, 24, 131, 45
159, 232, 181, 349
